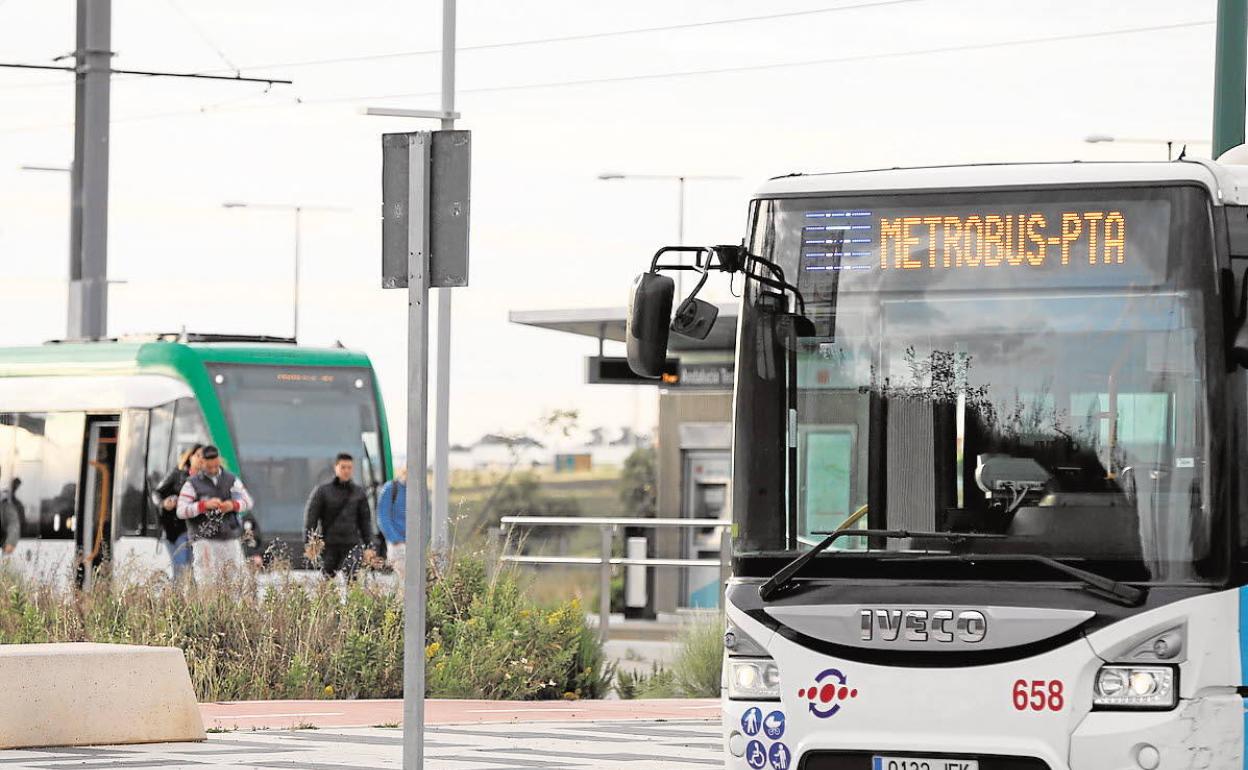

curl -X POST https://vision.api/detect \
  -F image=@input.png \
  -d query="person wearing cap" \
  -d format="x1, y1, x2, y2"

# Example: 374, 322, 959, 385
176, 444, 254, 582
153, 443, 201, 580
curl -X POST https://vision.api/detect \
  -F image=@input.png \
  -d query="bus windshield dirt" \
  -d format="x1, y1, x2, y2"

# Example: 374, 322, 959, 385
732, 184, 1222, 584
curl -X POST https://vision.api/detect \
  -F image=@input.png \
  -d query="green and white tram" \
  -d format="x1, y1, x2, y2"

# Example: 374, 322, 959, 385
627, 158, 1248, 769
0, 334, 392, 581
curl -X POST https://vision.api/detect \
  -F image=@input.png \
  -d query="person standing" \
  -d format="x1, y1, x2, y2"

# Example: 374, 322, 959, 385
304, 452, 375, 580
376, 465, 407, 579
154, 444, 201, 580
176, 445, 254, 583
0, 477, 20, 556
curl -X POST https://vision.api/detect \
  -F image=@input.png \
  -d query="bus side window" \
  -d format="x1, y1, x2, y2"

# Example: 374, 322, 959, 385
145, 403, 175, 534
114, 410, 150, 538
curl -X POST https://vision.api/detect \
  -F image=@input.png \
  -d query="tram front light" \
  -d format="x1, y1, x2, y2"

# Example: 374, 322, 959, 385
1093, 665, 1176, 709
728, 659, 780, 701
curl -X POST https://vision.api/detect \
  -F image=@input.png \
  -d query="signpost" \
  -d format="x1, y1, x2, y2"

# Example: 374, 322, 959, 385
381, 129, 469, 770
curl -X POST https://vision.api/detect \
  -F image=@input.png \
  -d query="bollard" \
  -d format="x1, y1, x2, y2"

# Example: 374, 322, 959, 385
625, 536, 647, 610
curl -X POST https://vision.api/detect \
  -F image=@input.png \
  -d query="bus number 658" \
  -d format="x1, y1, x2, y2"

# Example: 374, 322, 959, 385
1012, 679, 1064, 711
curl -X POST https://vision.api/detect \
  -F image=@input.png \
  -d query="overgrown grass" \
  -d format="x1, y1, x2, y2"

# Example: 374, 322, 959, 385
0, 548, 610, 702
616, 614, 723, 699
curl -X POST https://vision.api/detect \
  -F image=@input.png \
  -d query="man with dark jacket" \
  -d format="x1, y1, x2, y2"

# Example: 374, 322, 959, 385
304, 452, 375, 579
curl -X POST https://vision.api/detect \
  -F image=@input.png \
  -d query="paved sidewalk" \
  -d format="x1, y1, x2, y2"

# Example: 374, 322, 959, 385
0, 718, 723, 769
201, 697, 720, 730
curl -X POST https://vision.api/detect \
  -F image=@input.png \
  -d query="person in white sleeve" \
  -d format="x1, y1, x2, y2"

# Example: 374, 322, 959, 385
176, 444, 254, 583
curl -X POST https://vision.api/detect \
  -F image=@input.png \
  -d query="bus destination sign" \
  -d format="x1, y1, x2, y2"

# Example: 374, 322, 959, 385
796, 198, 1172, 291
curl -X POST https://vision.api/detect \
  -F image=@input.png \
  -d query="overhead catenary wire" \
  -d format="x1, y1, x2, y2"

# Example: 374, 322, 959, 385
0, 61, 291, 85
165, 0, 242, 75
204, 0, 922, 73
0, 17, 1215, 135
318, 18, 1216, 103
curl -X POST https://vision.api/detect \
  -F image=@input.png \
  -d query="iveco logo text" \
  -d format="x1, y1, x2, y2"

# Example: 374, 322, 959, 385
859, 609, 987, 643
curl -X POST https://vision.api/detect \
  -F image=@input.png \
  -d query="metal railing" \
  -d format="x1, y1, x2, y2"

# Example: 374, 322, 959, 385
499, 515, 732, 641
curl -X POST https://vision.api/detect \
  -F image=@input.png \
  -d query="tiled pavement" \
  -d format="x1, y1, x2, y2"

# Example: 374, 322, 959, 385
0, 719, 723, 770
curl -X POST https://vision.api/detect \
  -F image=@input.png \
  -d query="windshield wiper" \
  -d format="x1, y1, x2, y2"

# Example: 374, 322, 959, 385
757, 528, 1005, 601
878, 552, 1145, 607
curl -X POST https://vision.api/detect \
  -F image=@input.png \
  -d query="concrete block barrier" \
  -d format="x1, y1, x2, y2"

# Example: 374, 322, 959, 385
0, 642, 205, 748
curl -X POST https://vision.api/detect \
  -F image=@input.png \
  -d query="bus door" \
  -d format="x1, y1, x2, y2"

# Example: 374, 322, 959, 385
78, 416, 118, 588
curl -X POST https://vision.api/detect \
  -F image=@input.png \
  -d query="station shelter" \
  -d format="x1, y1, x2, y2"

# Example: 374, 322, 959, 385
509, 305, 737, 616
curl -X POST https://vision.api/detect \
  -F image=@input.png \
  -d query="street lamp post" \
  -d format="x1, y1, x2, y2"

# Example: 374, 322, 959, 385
597, 172, 739, 295
222, 201, 346, 341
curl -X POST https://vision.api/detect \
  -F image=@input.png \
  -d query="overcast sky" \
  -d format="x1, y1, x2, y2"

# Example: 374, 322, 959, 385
0, 0, 1223, 449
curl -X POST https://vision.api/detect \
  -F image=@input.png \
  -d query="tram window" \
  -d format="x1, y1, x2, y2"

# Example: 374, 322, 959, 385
7, 413, 85, 540
145, 403, 175, 533
114, 410, 150, 538
0, 415, 19, 537
171, 398, 209, 463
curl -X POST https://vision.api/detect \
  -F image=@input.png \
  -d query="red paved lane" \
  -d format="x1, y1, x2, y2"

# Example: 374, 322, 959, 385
200, 698, 720, 731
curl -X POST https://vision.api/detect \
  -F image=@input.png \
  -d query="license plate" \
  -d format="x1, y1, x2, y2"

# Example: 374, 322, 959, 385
872, 758, 979, 770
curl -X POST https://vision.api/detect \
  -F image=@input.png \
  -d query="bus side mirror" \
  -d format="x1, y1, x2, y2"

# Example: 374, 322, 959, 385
627, 272, 675, 378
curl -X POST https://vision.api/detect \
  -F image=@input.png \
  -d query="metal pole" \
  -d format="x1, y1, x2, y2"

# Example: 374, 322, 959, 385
431, 0, 456, 557
293, 207, 301, 341
1213, 0, 1248, 158
68, 0, 111, 340
599, 525, 612, 643
402, 134, 432, 770
675, 176, 686, 297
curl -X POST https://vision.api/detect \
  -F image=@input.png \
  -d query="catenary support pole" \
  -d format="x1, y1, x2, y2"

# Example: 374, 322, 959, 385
431, 0, 455, 557
1213, 0, 1248, 157
402, 133, 432, 770
293, 207, 302, 341
68, 0, 111, 340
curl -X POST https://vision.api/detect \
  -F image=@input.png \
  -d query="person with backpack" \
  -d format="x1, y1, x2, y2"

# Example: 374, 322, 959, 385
176, 445, 254, 582
153, 444, 201, 579
303, 452, 375, 580
376, 466, 407, 579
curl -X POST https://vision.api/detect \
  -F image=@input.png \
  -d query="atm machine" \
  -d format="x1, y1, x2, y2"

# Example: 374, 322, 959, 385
681, 450, 730, 608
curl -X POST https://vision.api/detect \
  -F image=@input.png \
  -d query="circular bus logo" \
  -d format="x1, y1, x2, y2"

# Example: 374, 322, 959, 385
797, 668, 859, 718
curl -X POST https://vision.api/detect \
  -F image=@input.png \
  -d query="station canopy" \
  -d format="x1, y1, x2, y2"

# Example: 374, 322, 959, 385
508, 304, 738, 352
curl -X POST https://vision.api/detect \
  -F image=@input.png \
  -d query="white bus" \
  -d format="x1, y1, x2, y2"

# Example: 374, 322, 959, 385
627, 157, 1248, 769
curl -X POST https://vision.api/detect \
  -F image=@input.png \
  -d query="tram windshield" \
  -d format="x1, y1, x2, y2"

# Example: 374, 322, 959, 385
733, 184, 1222, 584
209, 364, 384, 535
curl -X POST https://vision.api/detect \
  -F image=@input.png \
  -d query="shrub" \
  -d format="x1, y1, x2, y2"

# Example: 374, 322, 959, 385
0, 550, 605, 702
615, 614, 722, 699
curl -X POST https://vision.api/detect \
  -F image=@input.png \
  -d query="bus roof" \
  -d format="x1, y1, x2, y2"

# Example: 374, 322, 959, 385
753, 159, 1248, 205
0, 339, 375, 378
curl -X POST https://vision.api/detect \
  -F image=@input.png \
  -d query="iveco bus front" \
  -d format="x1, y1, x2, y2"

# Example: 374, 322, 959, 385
626, 160, 1248, 770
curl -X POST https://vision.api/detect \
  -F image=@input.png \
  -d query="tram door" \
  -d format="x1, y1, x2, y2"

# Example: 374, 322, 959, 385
78, 417, 119, 588
681, 450, 730, 608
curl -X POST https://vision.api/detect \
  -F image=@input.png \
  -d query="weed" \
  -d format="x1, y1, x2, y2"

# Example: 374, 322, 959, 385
0, 547, 606, 701
615, 614, 722, 699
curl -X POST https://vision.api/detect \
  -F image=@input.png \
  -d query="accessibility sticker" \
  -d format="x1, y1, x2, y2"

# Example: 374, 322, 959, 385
741, 707, 763, 737
768, 742, 792, 770
762, 710, 785, 740
746, 739, 768, 769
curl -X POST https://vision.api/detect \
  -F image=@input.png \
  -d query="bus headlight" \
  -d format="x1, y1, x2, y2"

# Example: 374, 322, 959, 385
728, 658, 780, 701
1093, 665, 1176, 709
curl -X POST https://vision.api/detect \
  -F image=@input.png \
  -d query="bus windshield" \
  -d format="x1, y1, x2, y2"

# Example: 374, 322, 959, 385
733, 184, 1221, 584
208, 364, 384, 537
